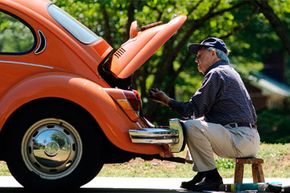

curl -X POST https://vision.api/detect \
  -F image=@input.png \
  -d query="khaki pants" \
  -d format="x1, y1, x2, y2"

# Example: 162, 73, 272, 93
183, 119, 260, 172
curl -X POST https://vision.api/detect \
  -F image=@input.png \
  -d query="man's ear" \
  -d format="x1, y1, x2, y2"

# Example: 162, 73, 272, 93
211, 50, 219, 59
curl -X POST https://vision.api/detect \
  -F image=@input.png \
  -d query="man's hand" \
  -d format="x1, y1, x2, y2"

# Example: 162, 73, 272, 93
148, 88, 171, 106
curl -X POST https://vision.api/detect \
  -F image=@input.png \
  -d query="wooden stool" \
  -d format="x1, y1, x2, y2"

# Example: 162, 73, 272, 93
234, 157, 265, 183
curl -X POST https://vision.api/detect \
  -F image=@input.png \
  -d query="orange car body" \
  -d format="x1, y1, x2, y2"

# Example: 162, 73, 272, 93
0, 0, 186, 189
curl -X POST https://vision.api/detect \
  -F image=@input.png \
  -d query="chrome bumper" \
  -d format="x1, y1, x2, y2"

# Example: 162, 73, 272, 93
129, 118, 185, 153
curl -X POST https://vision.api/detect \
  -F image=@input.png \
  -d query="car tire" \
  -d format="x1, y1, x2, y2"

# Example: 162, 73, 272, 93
5, 102, 104, 191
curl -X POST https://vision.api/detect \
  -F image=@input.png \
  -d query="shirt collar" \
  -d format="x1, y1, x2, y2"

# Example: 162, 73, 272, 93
204, 60, 228, 75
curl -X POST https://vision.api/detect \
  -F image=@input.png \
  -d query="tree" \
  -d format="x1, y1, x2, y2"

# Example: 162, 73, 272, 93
53, 0, 289, 123
252, 0, 290, 55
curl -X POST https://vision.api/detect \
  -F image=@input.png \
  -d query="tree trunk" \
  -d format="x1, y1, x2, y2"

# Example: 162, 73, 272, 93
253, 0, 290, 54
100, 3, 113, 44
125, 0, 135, 40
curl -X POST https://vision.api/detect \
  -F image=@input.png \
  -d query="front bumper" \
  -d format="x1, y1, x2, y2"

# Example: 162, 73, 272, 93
129, 118, 185, 153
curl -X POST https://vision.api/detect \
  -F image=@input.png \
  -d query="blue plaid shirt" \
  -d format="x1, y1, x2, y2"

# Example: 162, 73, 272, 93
169, 60, 257, 125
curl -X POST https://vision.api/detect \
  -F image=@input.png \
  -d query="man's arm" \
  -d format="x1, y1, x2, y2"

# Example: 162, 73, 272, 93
170, 71, 224, 118
148, 70, 224, 119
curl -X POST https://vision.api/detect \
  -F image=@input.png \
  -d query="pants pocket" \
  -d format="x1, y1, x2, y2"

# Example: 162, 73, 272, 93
233, 131, 260, 157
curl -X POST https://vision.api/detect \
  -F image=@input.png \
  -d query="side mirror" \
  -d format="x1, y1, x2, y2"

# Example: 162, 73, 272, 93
129, 21, 138, 39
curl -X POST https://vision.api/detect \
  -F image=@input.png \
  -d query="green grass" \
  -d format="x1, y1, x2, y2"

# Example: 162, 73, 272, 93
0, 162, 10, 176
0, 143, 289, 178
98, 143, 290, 178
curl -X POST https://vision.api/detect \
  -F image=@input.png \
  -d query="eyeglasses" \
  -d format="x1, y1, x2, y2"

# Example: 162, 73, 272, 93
195, 48, 216, 61
195, 54, 201, 61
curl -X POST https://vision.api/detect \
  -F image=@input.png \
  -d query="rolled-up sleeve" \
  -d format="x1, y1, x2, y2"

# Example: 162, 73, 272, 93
168, 71, 224, 119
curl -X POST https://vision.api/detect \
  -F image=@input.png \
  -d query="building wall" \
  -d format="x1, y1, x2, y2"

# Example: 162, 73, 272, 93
245, 82, 288, 110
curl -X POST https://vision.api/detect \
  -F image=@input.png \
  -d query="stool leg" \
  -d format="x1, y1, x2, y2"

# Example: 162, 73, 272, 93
252, 164, 265, 183
234, 163, 244, 183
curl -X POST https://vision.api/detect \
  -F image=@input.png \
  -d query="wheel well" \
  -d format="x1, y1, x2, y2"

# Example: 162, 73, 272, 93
0, 97, 136, 162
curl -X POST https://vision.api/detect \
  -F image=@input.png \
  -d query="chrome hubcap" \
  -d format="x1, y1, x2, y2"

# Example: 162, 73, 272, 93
44, 141, 60, 157
21, 118, 82, 179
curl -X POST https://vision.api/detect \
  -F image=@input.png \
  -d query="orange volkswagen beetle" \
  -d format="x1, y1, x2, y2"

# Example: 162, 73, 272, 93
0, 0, 187, 190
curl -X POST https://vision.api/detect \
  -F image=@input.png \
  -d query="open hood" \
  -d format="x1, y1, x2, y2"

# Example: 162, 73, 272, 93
109, 15, 187, 79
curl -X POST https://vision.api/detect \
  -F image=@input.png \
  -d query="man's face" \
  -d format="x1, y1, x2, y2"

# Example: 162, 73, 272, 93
195, 47, 216, 74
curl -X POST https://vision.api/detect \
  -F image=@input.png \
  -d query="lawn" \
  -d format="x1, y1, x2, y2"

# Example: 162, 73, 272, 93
0, 143, 289, 178
98, 143, 290, 178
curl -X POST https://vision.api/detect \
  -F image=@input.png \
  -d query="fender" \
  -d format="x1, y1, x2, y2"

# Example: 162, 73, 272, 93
0, 72, 161, 154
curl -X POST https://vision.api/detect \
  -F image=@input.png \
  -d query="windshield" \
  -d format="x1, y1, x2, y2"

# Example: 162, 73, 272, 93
48, 4, 100, 44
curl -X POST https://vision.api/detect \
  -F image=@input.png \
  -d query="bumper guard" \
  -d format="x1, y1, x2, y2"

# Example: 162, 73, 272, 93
129, 118, 185, 153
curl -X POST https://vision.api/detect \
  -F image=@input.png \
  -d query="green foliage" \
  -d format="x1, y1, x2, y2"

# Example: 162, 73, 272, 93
0, 12, 34, 53
215, 158, 235, 170
257, 106, 290, 143
52, 0, 289, 127
175, 70, 203, 102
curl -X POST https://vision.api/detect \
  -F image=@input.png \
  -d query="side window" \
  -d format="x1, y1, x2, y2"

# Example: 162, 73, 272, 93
0, 10, 35, 54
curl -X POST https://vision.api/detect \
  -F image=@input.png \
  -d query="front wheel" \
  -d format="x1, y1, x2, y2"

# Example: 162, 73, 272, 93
5, 103, 104, 191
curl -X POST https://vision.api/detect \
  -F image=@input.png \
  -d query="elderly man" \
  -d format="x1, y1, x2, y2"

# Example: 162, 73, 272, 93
149, 37, 260, 191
